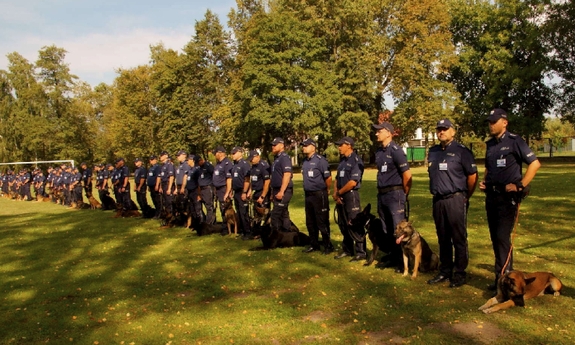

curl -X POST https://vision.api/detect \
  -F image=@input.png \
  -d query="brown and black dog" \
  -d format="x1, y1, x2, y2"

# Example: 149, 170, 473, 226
478, 271, 562, 314
394, 220, 439, 279
88, 195, 102, 210
223, 198, 239, 235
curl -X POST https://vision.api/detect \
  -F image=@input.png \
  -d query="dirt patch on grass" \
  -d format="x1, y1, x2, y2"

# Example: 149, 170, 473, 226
435, 321, 510, 344
303, 310, 333, 323
357, 331, 406, 344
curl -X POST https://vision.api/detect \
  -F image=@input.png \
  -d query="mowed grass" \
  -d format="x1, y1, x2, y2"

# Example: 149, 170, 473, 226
1, 162, 575, 345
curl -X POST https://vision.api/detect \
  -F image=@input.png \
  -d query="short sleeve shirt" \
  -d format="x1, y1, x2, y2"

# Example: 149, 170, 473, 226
375, 141, 409, 188
302, 153, 331, 192
428, 140, 477, 195
485, 131, 537, 186
271, 152, 293, 189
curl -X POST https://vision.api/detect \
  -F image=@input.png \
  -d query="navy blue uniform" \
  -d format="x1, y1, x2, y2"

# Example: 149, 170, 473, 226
134, 165, 149, 212
302, 153, 333, 251
232, 158, 252, 235
375, 142, 410, 265
271, 151, 293, 232
250, 160, 270, 205
147, 163, 161, 217
159, 160, 176, 215
198, 160, 215, 224
186, 165, 202, 226
428, 140, 477, 279
61, 170, 72, 206
335, 151, 365, 256
213, 157, 232, 221
82, 167, 92, 197
72, 172, 83, 204
484, 131, 537, 277
117, 166, 131, 210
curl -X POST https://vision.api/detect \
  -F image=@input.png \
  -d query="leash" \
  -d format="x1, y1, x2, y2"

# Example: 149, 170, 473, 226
405, 196, 410, 221
500, 202, 521, 276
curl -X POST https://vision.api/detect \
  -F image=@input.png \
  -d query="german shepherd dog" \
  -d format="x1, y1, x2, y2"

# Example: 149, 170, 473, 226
256, 223, 310, 249
196, 222, 227, 236
350, 204, 395, 266
394, 220, 439, 279
478, 271, 563, 314
223, 197, 239, 235
88, 195, 102, 209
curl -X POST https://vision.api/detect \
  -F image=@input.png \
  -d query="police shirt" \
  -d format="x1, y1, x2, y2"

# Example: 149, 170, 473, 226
117, 166, 130, 188
101, 169, 110, 188
485, 131, 537, 186
302, 153, 331, 192
74, 172, 83, 187
336, 151, 363, 190
375, 141, 409, 188
428, 140, 477, 196
250, 160, 270, 192
271, 151, 293, 189
53, 174, 62, 188
213, 157, 232, 188
82, 168, 92, 185
232, 158, 251, 191
134, 166, 147, 188
62, 171, 71, 187
159, 160, 175, 184
198, 161, 214, 187
110, 169, 120, 186
47, 172, 54, 185
147, 164, 160, 187
186, 166, 200, 191
175, 161, 191, 186
96, 170, 104, 188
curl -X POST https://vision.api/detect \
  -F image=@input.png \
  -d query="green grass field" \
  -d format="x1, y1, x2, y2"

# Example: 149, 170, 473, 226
1, 163, 575, 345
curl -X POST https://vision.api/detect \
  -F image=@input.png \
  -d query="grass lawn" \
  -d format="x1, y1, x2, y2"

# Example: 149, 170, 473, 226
1, 162, 575, 345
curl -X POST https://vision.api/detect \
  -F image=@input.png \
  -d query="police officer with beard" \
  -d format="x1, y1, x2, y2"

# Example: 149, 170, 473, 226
479, 108, 540, 290
301, 138, 334, 254
333, 137, 365, 261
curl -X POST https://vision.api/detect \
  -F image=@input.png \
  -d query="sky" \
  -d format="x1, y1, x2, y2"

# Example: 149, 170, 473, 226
0, 0, 238, 87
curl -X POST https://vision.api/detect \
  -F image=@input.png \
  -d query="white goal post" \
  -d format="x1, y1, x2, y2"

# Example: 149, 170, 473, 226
0, 160, 76, 168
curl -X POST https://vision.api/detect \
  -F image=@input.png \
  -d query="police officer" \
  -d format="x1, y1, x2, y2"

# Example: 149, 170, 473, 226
71, 167, 84, 207
197, 156, 215, 224
134, 158, 150, 216
80, 162, 92, 198
115, 158, 131, 212
35, 169, 46, 199
333, 136, 365, 260
147, 155, 161, 218
62, 165, 72, 206
427, 119, 478, 288
175, 150, 191, 216
479, 108, 541, 290
373, 121, 412, 269
185, 154, 202, 229
21, 168, 32, 201
231, 147, 253, 239
156, 151, 176, 217
270, 137, 294, 233
247, 150, 271, 219
100, 164, 115, 210
301, 138, 334, 254
213, 146, 233, 222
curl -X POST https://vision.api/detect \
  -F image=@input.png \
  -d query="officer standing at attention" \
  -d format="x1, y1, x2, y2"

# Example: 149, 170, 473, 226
35, 169, 46, 199
134, 158, 150, 215
80, 162, 92, 198
116, 158, 131, 212
301, 138, 335, 254
61, 165, 72, 206
373, 121, 412, 269
175, 150, 191, 216
156, 151, 176, 217
72, 167, 84, 207
247, 150, 271, 216
333, 137, 365, 261
231, 147, 253, 238
185, 155, 202, 229
479, 108, 540, 290
427, 119, 478, 288
147, 155, 161, 218
213, 146, 233, 222
270, 137, 294, 232
197, 156, 215, 224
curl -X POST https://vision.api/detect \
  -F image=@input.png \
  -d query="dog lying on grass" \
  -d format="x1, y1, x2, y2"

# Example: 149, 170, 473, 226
393, 220, 439, 279
478, 271, 562, 314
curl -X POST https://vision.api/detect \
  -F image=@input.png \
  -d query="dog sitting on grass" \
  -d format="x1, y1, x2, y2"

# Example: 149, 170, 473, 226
393, 220, 439, 279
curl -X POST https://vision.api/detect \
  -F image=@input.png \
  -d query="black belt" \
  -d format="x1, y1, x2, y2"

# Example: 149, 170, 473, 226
486, 184, 507, 193
433, 191, 464, 200
305, 190, 325, 197
199, 185, 212, 189
378, 185, 403, 194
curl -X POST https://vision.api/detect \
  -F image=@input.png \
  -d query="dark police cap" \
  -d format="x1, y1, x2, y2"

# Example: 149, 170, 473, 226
186, 154, 195, 161
106, 164, 113, 169
271, 137, 285, 146
247, 150, 259, 161
149, 155, 157, 161
159, 150, 169, 157
80, 162, 87, 166
115, 157, 125, 163
335, 136, 355, 146
487, 108, 508, 122
436, 118, 453, 129
134, 158, 142, 163
301, 138, 316, 147
214, 146, 226, 153
176, 150, 187, 156
231, 146, 243, 154
372, 121, 394, 133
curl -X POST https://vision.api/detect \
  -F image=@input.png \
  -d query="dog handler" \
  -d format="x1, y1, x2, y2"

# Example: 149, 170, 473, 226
427, 119, 478, 288
248, 150, 271, 217
479, 108, 540, 290
270, 137, 294, 233
231, 146, 253, 239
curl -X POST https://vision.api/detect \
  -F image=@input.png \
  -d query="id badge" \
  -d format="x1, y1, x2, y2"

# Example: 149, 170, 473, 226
308, 171, 314, 177
339, 170, 345, 177
215, 171, 220, 176
200, 174, 204, 179
439, 163, 448, 171
497, 159, 506, 168
148, 172, 153, 176
234, 172, 238, 177
381, 165, 388, 173
251, 176, 258, 181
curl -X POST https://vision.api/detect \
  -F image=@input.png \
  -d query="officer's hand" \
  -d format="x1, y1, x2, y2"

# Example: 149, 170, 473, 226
166, 190, 172, 195
257, 196, 264, 204
479, 180, 486, 191
179, 188, 185, 195
505, 183, 518, 192
241, 193, 247, 202
275, 191, 284, 200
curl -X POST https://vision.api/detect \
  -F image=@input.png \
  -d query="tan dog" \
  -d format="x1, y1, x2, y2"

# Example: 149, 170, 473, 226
479, 271, 562, 314
88, 195, 102, 209
223, 198, 239, 235
394, 220, 439, 279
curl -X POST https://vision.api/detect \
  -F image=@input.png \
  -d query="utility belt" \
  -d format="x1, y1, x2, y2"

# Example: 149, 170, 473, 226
305, 190, 326, 197
433, 191, 464, 201
486, 184, 507, 194
377, 185, 403, 194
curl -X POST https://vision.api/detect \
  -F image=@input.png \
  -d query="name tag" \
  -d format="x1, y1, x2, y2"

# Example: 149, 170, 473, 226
339, 170, 345, 177
251, 176, 258, 181
439, 163, 448, 171
215, 171, 220, 176
187, 176, 191, 181
497, 159, 506, 168
381, 165, 388, 173
308, 171, 314, 177
148, 172, 153, 176
234, 172, 238, 177
161, 172, 165, 176
201, 174, 204, 179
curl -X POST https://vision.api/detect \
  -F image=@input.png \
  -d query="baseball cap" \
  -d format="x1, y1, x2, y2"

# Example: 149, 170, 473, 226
134, 158, 142, 163
372, 122, 394, 133
115, 157, 125, 163
231, 146, 243, 154
149, 155, 157, 161
487, 108, 508, 122
301, 138, 316, 147
159, 150, 169, 157
176, 150, 187, 156
247, 150, 259, 161
335, 136, 355, 146
435, 119, 453, 129
214, 146, 226, 153
271, 137, 285, 146
186, 154, 195, 161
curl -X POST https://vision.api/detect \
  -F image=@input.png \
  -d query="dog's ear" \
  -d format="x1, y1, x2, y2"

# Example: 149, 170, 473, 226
524, 277, 536, 285
364, 203, 371, 214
